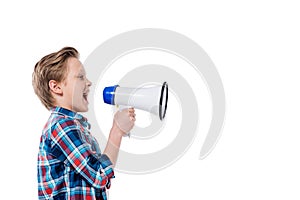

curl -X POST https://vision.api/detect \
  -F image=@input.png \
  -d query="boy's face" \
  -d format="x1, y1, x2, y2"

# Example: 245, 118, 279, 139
62, 57, 92, 112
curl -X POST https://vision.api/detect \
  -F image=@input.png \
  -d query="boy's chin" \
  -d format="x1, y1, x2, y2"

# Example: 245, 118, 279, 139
73, 105, 89, 113
80, 106, 89, 112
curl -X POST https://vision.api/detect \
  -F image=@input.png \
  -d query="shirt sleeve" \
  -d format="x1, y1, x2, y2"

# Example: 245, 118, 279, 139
50, 118, 115, 189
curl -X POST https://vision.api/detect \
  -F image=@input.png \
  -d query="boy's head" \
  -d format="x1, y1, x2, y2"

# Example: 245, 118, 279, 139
32, 47, 92, 112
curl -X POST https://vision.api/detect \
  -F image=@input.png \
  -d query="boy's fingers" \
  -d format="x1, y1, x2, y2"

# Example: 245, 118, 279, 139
128, 113, 136, 117
128, 108, 135, 113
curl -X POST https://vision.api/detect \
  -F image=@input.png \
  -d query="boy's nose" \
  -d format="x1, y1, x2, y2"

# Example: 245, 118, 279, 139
87, 78, 92, 87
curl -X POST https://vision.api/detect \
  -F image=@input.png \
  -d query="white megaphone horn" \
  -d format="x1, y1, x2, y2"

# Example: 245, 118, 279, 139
103, 82, 168, 120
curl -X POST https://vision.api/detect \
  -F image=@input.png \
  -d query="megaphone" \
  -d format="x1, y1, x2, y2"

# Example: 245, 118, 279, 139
103, 82, 168, 120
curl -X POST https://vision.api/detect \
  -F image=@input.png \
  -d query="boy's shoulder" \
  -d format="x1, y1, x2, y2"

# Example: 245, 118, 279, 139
48, 107, 79, 125
50, 113, 78, 129
43, 111, 78, 135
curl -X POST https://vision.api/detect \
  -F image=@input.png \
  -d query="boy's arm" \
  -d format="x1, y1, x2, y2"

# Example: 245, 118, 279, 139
103, 126, 123, 167
104, 108, 136, 167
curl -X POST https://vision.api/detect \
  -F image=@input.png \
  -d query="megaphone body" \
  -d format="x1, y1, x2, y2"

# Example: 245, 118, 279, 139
103, 82, 168, 120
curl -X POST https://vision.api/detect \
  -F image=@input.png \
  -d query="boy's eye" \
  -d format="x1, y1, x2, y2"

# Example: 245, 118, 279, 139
77, 75, 85, 80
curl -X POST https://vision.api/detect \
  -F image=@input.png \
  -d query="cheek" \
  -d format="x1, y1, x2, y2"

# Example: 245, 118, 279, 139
63, 84, 73, 98
64, 83, 77, 100
72, 83, 84, 98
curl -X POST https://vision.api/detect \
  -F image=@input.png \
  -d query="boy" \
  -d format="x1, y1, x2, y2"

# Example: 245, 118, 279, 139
32, 47, 135, 200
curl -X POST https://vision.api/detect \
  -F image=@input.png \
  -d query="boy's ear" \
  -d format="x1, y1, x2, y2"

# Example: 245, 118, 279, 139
49, 80, 63, 95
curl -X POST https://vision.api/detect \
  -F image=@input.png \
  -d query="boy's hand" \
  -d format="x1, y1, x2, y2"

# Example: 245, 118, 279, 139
113, 108, 136, 136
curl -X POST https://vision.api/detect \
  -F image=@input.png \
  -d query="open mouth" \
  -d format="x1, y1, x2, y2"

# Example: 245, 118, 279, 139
83, 91, 89, 103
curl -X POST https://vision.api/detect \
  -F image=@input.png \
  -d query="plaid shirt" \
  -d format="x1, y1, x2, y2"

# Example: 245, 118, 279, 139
38, 107, 115, 200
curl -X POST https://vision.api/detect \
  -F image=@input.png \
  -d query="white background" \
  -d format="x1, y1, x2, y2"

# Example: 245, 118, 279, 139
1, 0, 300, 199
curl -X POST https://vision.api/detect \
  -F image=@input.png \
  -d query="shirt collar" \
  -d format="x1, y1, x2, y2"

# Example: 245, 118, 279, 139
51, 106, 91, 129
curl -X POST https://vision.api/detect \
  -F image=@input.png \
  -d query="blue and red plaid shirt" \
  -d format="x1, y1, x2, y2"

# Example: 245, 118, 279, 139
38, 107, 115, 200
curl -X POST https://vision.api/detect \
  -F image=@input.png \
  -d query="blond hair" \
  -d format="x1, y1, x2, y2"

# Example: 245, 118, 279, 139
32, 47, 79, 110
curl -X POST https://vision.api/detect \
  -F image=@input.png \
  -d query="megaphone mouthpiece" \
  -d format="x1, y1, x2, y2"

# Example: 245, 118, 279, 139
103, 85, 119, 105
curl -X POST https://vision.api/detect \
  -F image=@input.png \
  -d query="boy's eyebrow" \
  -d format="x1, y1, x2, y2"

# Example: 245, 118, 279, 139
78, 69, 86, 75
74, 71, 86, 77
